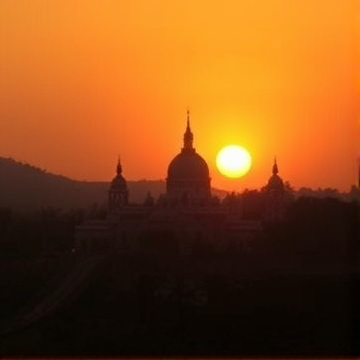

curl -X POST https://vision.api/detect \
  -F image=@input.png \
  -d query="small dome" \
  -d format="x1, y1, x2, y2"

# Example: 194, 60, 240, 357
267, 174, 284, 191
266, 158, 284, 192
110, 174, 127, 191
168, 150, 209, 180
110, 158, 127, 191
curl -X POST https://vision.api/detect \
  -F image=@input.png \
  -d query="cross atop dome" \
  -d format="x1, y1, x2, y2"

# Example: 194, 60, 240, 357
116, 156, 122, 175
272, 157, 278, 175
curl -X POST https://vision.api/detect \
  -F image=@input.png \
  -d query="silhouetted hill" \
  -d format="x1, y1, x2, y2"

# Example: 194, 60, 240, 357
0, 157, 226, 211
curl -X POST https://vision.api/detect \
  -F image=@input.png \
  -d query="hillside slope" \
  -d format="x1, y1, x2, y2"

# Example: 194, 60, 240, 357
0, 157, 226, 211
0, 158, 165, 211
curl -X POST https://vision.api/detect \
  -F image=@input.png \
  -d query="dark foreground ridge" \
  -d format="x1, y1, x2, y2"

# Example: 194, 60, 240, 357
0, 251, 359, 358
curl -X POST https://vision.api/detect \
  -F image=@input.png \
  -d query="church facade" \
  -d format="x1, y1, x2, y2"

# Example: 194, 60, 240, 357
75, 113, 287, 255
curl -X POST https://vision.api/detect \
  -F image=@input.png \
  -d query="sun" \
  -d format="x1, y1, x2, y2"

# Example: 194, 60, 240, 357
216, 145, 252, 178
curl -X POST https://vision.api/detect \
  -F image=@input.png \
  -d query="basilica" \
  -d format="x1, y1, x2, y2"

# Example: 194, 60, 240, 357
75, 112, 287, 255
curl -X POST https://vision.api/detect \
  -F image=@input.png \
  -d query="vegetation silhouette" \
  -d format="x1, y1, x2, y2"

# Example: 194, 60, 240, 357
0, 193, 358, 357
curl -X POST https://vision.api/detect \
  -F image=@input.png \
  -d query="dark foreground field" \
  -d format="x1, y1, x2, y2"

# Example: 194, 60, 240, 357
1, 253, 359, 358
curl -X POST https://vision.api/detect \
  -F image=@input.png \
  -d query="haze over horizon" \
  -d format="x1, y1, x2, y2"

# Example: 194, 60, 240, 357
1, 0, 359, 191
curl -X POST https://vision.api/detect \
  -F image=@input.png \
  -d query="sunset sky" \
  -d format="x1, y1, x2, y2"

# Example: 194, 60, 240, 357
0, 0, 359, 192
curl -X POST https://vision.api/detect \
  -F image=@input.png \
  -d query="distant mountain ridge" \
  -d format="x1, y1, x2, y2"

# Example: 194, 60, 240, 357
0, 157, 227, 211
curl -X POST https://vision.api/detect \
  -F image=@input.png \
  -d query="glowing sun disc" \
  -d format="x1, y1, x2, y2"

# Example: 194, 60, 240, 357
216, 145, 252, 178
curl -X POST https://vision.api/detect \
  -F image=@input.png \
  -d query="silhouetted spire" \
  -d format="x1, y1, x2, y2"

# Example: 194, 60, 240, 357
183, 109, 194, 151
116, 156, 122, 175
272, 157, 278, 175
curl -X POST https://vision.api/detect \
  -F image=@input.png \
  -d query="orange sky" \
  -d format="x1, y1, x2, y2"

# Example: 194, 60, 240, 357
0, 0, 359, 192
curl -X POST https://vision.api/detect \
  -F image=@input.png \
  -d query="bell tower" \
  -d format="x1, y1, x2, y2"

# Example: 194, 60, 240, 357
108, 157, 129, 211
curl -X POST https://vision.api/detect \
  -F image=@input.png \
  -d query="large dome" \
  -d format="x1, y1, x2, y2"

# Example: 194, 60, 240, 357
168, 150, 209, 180
166, 113, 211, 202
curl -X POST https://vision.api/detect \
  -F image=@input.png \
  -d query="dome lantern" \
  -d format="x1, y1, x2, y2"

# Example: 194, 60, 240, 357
182, 109, 194, 152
